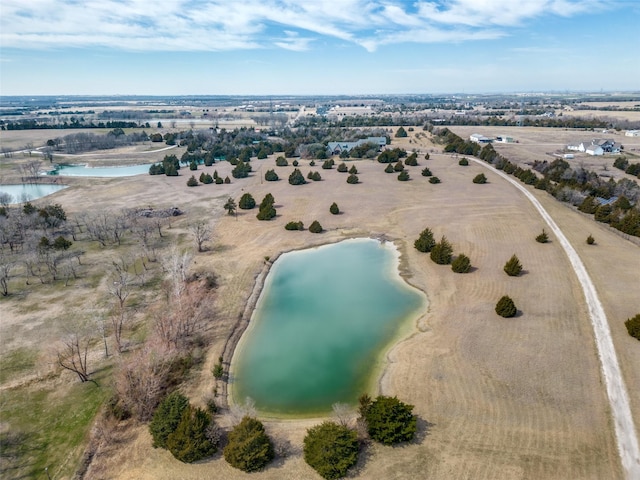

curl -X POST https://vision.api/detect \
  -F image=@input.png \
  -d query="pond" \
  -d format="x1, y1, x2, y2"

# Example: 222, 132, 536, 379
46, 164, 152, 177
230, 238, 426, 416
0, 184, 68, 204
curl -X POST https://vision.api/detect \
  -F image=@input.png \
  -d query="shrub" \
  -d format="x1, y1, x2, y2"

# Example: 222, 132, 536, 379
578, 196, 598, 214
257, 194, 276, 220
360, 395, 417, 445
503, 255, 523, 276
264, 169, 279, 181
421, 167, 432, 177
349, 165, 358, 174
224, 417, 274, 472
239, 193, 256, 210
337, 162, 348, 172
586, 234, 595, 245
224, 176, 231, 184
166, 407, 216, 463
496, 295, 517, 318
405, 153, 418, 166
310, 160, 316, 166
346, 174, 359, 184
53, 236, 72, 250
429, 176, 441, 184
330, 202, 339, 215
213, 363, 224, 379
189, 161, 198, 171
149, 391, 190, 449
309, 220, 323, 233
289, 168, 307, 185
275, 156, 288, 167
200, 173, 213, 184
186, 175, 198, 187
303, 422, 359, 480
395, 126, 408, 138
322, 159, 334, 169
430, 236, 453, 265
536, 229, 549, 243
458, 158, 469, 166
473, 173, 487, 184
384, 163, 394, 173
451, 254, 471, 273
625, 314, 640, 340
394, 160, 404, 172
414, 227, 435, 253
398, 170, 410, 181
308, 171, 322, 181
231, 161, 251, 178
292, 159, 299, 167
285, 221, 304, 231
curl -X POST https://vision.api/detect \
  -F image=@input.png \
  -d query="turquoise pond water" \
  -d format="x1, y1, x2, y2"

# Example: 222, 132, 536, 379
230, 238, 426, 416
47, 164, 151, 177
0, 184, 68, 204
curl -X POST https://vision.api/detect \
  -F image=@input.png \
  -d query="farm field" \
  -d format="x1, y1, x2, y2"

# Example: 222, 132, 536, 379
1, 126, 639, 479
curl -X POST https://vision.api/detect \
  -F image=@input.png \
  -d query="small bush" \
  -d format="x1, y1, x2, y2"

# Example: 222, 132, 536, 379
503, 254, 523, 276
429, 176, 441, 184
394, 160, 404, 172
625, 314, 640, 340
322, 159, 334, 169
421, 167, 432, 177
292, 159, 299, 167
239, 193, 256, 210
586, 234, 595, 245
285, 221, 304, 231
397, 170, 410, 181
536, 229, 549, 243
288, 168, 307, 185
346, 174, 359, 184
264, 169, 279, 181
451, 254, 471, 273
473, 173, 487, 184
309, 220, 323, 233
384, 163, 394, 173
458, 158, 469, 166
330, 202, 339, 215
360, 395, 417, 445
303, 422, 359, 480
275, 156, 288, 167
224, 417, 274, 472
213, 363, 224, 379
186, 175, 198, 187
349, 165, 358, 174
337, 162, 348, 172
496, 295, 517, 318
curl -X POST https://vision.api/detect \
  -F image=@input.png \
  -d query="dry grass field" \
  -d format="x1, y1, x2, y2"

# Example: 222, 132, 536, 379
1, 127, 639, 479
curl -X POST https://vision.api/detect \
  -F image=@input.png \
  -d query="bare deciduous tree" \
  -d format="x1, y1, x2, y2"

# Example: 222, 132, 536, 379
108, 267, 133, 353
0, 258, 13, 296
57, 329, 92, 383
189, 221, 212, 252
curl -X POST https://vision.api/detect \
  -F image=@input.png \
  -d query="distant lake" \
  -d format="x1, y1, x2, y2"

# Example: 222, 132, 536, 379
0, 184, 68, 204
230, 238, 426, 416
47, 164, 151, 177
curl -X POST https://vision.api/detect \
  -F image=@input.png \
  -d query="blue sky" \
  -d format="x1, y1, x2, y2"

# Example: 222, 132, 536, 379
1, 0, 639, 96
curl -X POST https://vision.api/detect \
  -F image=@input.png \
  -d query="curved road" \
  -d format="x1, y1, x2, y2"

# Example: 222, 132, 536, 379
470, 157, 640, 479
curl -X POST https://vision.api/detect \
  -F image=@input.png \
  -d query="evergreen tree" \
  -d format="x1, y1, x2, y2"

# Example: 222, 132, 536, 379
394, 160, 404, 172
503, 254, 523, 276
625, 313, 640, 341
346, 174, 359, 184
535, 229, 549, 243
384, 163, 394, 173
586, 234, 595, 245
309, 220, 323, 233
395, 126, 408, 138
166, 407, 216, 463
414, 227, 435, 253
430, 236, 453, 265
578, 196, 598, 214
473, 173, 487, 184
275, 156, 288, 166
285, 221, 304, 230
149, 391, 189, 449
421, 167, 432, 177
451, 254, 471, 273
398, 170, 410, 181
224, 417, 274, 472
429, 176, 441, 184
288, 168, 307, 185
496, 295, 517, 318
458, 158, 469, 166
361, 395, 417, 445
186, 175, 198, 187
264, 169, 279, 181
337, 162, 348, 172
330, 202, 339, 215
349, 165, 358, 174
303, 422, 359, 480
239, 193, 256, 210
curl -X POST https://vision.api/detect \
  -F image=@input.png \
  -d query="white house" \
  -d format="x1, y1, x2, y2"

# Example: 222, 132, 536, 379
625, 130, 640, 137
495, 135, 514, 143
469, 133, 491, 143
585, 145, 604, 156
567, 142, 587, 152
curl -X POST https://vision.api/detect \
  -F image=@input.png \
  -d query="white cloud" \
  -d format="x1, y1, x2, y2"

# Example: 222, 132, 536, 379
0, 0, 617, 52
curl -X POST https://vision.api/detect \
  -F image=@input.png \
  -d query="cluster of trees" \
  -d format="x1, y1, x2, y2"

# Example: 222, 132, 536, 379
2, 118, 143, 131
303, 395, 418, 479
613, 156, 640, 178
377, 147, 407, 164
289, 168, 307, 185
414, 228, 470, 273
257, 194, 276, 220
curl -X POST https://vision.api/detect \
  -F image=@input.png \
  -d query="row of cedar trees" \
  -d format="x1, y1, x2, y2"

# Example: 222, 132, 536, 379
148, 391, 418, 479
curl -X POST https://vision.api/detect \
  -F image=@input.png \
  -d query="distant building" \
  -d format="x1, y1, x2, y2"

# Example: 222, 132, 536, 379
567, 142, 587, 152
495, 135, 514, 143
563, 153, 575, 159
326, 136, 387, 156
469, 133, 491, 144
625, 130, 640, 137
